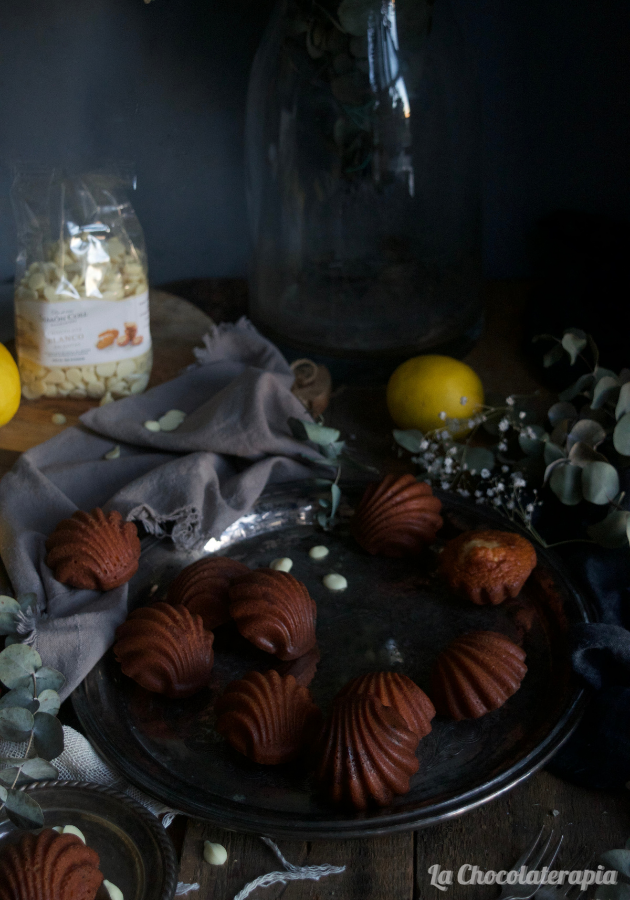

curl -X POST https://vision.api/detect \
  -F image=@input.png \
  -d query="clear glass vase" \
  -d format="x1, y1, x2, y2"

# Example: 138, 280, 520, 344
246, 0, 482, 377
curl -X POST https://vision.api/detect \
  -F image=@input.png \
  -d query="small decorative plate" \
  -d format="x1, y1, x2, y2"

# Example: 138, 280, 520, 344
0, 781, 178, 900
73, 485, 593, 839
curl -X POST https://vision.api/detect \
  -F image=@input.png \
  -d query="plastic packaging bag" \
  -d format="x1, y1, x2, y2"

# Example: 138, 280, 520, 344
11, 167, 152, 402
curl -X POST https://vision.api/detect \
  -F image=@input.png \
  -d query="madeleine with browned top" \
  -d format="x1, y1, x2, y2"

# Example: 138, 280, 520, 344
216, 669, 322, 765
167, 556, 250, 630
315, 696, 420, 810
114, 602, 214, 698
0, 828, 103, 900
336, 671, 435, 738
351, 473, 443, 557
439, 529, 537, 605
229, 568, 317, 661
430, 630, 528, 720
45, 508, 141, 591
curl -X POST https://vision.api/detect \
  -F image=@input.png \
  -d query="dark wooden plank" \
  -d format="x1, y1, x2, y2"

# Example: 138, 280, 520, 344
178, 824, 414, 900
415, 770, 630, 900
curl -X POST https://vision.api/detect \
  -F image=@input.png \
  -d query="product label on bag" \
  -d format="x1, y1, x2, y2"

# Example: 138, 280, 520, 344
15, 291, 151, 367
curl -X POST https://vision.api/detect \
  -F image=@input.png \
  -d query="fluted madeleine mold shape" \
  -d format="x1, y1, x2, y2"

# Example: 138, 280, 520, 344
229, 569, 317, 661
431, 630, 528, 720
0, 828, 103, 900
274, 644, 321, 687
440, 529, 537, 605
315, 696, 420, 810
216, 669, 322, 764
45, 508, 141, 591
351, 474, 443, 556
167, 556, 250, 630
337, 672, 435, 738
114, 602, 214, 698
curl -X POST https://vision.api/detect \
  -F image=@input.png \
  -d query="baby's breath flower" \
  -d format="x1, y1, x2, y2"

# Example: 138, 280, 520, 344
460, 396, 468, 405
468, 419, 476, 429
447, 446, 458, 457
498, 418, 510, 433
458, 489, 471, 497
439, 411, 447, 421
526, 503, 535, 513
474, 489, 483, 497
441, 481, 450, 490
496, 482, 505, 491
493, 497, 502, 506
486, 488, 495, 497
519, 411, 526, 419
498, 441, 508, 451
481, 468, 491, 479
506, 396, 515, 406
501, 465, 509, 473
420, 439, 430, 451
506, 500, 515, 510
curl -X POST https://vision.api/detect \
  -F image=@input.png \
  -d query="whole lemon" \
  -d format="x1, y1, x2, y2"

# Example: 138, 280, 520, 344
0, 343, 21, 428
387, 355, 484, 438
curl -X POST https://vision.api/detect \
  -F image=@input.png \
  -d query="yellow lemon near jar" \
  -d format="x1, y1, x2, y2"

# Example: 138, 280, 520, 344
0, 343, 21, 427
387, 355, 484, 438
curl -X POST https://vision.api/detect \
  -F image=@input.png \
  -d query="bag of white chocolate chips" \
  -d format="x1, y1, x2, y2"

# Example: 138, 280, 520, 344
11, 167, 152, 402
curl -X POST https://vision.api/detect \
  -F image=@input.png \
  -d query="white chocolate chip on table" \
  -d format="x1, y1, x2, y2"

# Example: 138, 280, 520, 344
309, 545, 329, 560
204, 841, 228, 865
323, 573, 347, 591
270, 557, 293, 572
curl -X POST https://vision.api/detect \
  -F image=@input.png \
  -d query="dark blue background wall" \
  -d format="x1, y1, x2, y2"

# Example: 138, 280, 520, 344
0, 0, 627, 291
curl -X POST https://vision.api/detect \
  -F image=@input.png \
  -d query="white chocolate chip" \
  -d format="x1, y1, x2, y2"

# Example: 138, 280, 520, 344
116, 359, 136, 378
103, 881, 124, 900
158, 409, 186, 432
309, 545, 329, 560
44, 368, 65, 385
51, 414, 67, 425
144, 420, 161, 432
96, 362, 117, 378
323, 573, 347, 591
104, 445, 120, 460
270, 557, 293, 572
65, 367, 83, 386
61, 825, 86, 843
100, 392, 114, 406
204, 841, 228, 866
86, 382, 106, 399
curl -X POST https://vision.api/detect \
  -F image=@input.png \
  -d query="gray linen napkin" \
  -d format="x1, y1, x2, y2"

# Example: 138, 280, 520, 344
0, 318, 324, 699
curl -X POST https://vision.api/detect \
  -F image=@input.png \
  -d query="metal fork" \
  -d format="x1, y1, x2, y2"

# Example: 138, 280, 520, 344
497, 828, 564, 900
534, 856, 594, 900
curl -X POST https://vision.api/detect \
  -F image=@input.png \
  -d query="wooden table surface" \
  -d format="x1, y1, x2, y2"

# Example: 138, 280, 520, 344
0, 281, 627, 899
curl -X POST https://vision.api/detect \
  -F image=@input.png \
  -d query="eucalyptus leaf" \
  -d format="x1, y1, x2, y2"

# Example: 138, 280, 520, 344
4, 788, 44, 829
0, 785, 6, 804
3, 636, 21, 647
582, 461, 620, 505
462, 446, 494, 475
0, 595, 20, 636
330, 483, 341, 520
0, 768, 19, 787
616, 382, 630, 421
17, 593, 37, 613
543, 344, 564, 368
288, 417, 341, 446
544, 442, 566, 465
566, 418, 606, 451
19, 757, 59, 781
34, 667, 66, 694
36, 690, 60, 717
561, 330, 587, 364
393, 429, 425, 454
0, 687, 38, 713
317, 510, 329, 529
613, 413, 630, 456
550, 463, 583, 505
32, 712, 64, 761
559, 373, 595, 402
318, 498, 329, 508
338, 0, 374, 36
0, 643, 41, 689
518, 425, 548, 458
591, 375, 619, 410
594, 366, 618, 383
600, 850, 630, 878
544, 458, 568, 484
547, 402, 577, 427
0, 706, 34, 741
587, 510, 630, 549
568, 441, 607, 468
595, 884, 630, 900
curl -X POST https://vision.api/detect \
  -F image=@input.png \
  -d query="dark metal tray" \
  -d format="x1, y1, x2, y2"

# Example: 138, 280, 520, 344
73, 485, 592, 839
0, 781, 178, 900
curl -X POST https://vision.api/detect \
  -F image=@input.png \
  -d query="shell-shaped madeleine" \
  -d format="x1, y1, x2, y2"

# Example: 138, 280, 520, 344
167, 556, 250, 630
430, 630, 528, 720
45, 508, 140, 591
337, 672, 435, 738
229, 569, 317, 661
440, 529, 537, 605
114, 602, 214, 698
351, 474, 443, 557
0, 829, 103, 900
315, 696, 420, 810
216, 669, 322, 764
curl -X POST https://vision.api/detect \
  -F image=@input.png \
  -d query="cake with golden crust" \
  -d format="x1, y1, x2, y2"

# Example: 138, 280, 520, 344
430, 630, 527, 720
45, 508, 140, 591
351, 473, 443, 557
439, 529, 537, 605
216, 669, 322, 764
229, 569, 317, 661
167, 556, 249, 630
114, 602, 214, 698
0, 828, 103, 900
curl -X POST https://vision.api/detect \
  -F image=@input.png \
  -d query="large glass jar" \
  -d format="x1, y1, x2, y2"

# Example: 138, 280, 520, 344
246, 0, 482, 376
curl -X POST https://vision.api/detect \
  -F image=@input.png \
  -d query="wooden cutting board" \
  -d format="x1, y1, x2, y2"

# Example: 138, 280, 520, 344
0, 290, 213, 467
